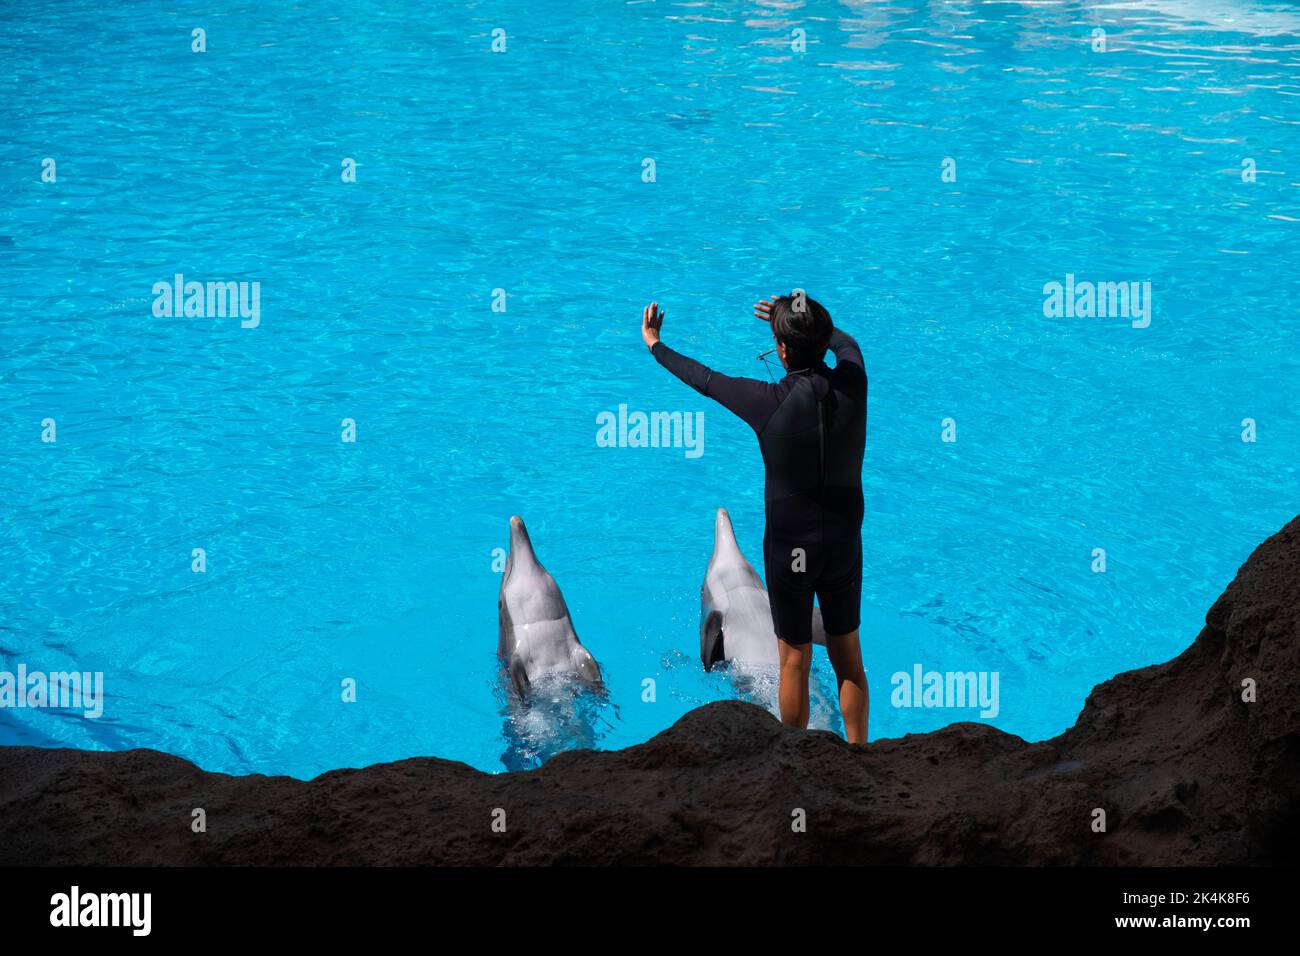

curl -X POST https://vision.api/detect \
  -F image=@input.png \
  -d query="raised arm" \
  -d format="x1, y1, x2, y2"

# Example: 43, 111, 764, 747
642, 302, 778, 433
827, 326, 863, 369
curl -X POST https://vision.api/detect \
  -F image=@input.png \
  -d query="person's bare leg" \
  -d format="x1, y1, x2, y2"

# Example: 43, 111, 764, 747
825, 630, 868, 743
777, 639, 813, 729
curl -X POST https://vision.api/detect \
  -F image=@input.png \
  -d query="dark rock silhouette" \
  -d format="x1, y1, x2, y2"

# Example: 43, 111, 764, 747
2, 516, 1296, 866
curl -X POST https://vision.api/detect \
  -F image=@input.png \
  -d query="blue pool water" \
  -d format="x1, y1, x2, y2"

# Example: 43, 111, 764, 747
2, 1, 1297, 777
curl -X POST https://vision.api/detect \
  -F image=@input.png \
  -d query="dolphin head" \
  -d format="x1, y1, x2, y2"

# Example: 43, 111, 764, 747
711, 507, 743, 563
500, 515, 544, 661
701, 507, 779, 669
499, 515, 602, 694
702, 508, 746, 669
506, 515, 543, 578
708, 507, 758, 588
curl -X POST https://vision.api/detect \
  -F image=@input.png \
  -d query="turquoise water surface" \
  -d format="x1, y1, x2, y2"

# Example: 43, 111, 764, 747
2, 0, 1297, 776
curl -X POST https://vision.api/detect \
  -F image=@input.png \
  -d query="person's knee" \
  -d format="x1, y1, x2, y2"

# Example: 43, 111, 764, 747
782, 657, 812, 677
778, 639, 813, 673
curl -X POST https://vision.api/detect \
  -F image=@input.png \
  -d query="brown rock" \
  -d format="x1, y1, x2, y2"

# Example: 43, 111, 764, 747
2, 516, 1297, 866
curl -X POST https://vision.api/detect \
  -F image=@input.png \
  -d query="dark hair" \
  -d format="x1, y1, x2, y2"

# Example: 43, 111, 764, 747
769, 293, 833, 369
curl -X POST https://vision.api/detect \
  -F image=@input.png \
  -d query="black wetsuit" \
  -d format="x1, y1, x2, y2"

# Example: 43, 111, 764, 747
652, 329, 867, 644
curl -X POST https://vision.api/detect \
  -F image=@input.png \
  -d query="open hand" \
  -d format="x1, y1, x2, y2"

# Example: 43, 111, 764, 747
753, 296, 780, 322
642, 301, 664, 349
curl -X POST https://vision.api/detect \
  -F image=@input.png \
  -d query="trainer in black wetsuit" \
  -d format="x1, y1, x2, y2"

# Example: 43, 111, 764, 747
647, 301, 867, 646
640, 294, 869, 740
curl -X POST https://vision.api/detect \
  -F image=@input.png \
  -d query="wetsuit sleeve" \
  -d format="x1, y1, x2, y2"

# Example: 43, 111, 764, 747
827, 327, 864, 369
651, 341, 778, 432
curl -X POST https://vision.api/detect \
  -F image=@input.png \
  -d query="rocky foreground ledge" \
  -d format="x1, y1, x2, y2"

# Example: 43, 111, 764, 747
2, 518, 1297, 866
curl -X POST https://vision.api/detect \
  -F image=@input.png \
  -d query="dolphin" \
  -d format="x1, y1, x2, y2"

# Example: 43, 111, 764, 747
498, 516, 602, 697
700, 508, 825, 670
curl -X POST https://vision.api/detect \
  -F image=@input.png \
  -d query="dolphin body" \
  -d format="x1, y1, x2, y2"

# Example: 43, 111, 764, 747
498, 516, 602, 697
700, 508, 825, 670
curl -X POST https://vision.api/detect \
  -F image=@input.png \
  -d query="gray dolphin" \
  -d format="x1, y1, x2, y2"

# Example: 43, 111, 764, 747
700, 508, 825, 670
498, 516, 602, 697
